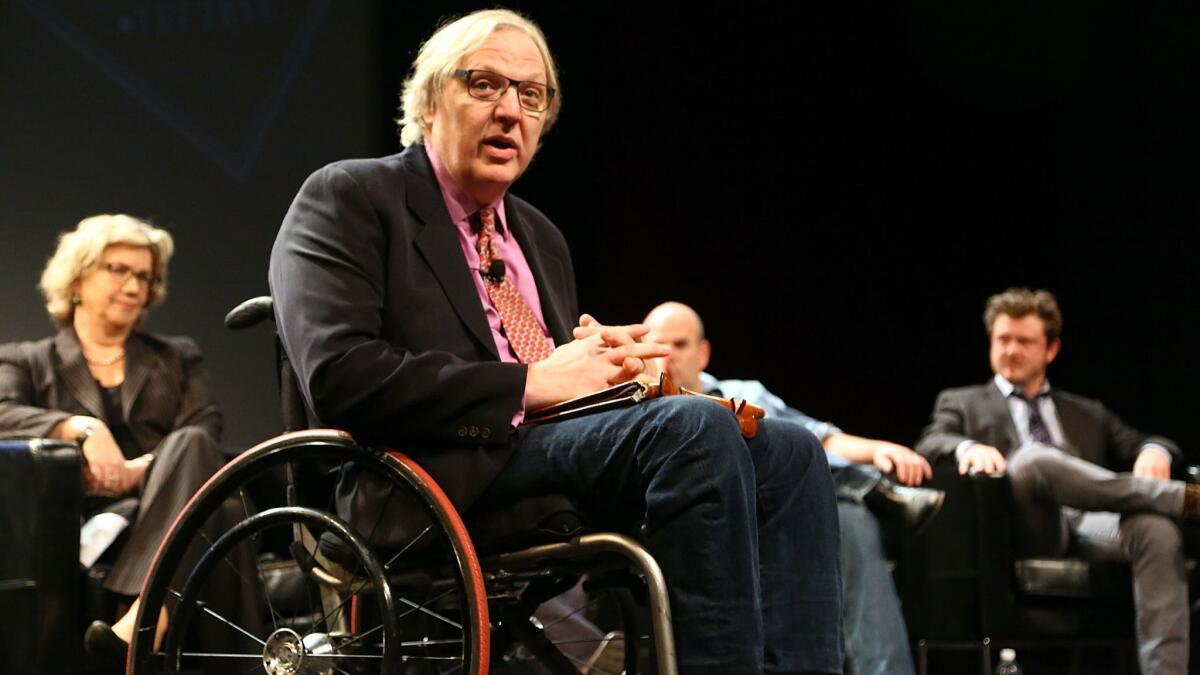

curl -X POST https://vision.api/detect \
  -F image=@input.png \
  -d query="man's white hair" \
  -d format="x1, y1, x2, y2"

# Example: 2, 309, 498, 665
397, 8, 561, 148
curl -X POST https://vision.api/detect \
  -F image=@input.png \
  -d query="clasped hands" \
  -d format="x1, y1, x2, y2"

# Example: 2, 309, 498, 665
524, 314, 669, 410
58, 415, 152, 497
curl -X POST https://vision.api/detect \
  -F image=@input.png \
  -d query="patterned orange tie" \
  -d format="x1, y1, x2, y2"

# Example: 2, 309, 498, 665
475, 208, 552, 363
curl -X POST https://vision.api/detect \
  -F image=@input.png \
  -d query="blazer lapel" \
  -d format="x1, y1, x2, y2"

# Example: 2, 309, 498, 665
983, 380, 1022, 454
505, 198, 572, 345
53, 329, 104, 419
120, 334, 154, 424
1049, 391, 1085, 455
404, 151, 500, 360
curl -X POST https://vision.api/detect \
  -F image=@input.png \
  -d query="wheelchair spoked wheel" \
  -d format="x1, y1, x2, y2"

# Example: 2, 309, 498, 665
128, 430, 489, 675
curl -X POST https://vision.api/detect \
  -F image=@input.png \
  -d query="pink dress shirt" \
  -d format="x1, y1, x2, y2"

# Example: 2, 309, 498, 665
425, 144, 556, 423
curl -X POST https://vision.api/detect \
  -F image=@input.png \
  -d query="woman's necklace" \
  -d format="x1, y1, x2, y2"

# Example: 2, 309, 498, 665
84, 349, 126, 367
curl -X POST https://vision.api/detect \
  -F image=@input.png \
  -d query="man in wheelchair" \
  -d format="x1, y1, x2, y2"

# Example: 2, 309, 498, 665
267, 8, 843, 674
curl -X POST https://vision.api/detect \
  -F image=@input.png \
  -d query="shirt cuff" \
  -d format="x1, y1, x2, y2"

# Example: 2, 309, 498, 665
1139, 443, 1172, 463
955, 439, 977, 462
808, 421, 844, 443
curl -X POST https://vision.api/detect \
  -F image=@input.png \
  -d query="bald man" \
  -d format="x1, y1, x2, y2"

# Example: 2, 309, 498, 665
645, 301, 941, 675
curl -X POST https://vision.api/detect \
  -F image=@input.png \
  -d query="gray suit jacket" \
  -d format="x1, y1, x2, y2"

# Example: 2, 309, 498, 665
0, 328, 221, 454
915, 380, 1179, 472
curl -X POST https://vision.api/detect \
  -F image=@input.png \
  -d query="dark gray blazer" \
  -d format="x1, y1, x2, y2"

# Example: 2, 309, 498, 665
0, 328, 238, 602
915, 380, 1180, 471
269, 145, 578, 512
0, 328, 221, 453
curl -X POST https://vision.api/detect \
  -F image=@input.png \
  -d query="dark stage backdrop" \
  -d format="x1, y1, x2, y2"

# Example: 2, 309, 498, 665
3, 1, 1197, 458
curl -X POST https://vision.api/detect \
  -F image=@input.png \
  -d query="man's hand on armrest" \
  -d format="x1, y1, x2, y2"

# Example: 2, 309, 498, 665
823, 434, 933, 486
958, 443, 1007, 476
872, 442, 933, 486
524, 330, 670, 411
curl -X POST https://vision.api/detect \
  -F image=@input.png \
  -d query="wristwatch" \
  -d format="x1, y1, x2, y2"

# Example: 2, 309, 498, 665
74, 422, 95, 447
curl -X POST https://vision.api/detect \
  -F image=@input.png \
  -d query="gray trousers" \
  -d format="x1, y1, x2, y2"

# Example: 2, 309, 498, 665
1006, 444, 1187, 675
101, 426, 260, 662
105, 427, 233, 595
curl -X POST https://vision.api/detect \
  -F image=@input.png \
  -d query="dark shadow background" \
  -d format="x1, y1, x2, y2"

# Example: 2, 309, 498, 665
2, 1, 1197, 459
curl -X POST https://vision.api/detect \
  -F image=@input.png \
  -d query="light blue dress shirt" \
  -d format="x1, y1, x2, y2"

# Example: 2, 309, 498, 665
700, 372, 851, 468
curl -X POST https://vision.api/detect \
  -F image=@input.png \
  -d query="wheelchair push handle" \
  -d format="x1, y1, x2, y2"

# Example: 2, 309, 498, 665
224, 295, 274, 330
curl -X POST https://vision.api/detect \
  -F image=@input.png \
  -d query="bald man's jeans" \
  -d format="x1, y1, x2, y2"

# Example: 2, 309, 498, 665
475, 396, 844, 674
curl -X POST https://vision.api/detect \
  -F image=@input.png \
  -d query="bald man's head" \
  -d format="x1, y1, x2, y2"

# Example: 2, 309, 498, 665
644, 301, 710, 391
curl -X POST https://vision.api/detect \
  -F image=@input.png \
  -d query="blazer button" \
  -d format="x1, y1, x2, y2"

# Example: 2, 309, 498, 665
469, 426, 479, 438
481, 427, 491, 439
457, 427, 468, 437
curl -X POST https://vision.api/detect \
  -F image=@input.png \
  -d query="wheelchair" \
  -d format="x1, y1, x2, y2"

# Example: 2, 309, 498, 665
125, 297, 677, 675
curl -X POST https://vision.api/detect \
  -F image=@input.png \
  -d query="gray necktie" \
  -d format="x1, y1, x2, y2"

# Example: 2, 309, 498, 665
1013, 390, 1054, 446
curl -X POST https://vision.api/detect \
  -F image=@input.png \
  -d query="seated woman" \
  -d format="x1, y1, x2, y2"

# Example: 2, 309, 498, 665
0, 214, 253, 672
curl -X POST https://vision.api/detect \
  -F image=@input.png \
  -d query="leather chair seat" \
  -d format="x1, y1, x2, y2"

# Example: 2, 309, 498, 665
1015, 557, 1199, 601
1014, 558, 1132, 600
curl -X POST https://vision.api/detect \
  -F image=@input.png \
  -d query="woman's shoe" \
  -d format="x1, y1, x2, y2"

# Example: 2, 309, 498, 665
84, 620, 128, 674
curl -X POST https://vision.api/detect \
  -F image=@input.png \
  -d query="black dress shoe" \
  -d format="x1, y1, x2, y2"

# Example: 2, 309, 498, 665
865, 478, 946, 534
84, 620, 128, 674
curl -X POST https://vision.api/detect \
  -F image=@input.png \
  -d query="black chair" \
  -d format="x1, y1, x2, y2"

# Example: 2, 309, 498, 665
125, 296, 677, 675
895, 465, 1200, 675
0, 439, 81, 675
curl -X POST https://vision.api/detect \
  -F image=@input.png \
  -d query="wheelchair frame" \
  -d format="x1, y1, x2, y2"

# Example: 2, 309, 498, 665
125, 297, 677, 675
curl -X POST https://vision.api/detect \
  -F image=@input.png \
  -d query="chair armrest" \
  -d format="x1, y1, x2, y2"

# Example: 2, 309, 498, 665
0, 439, 82, 674
892, 466, 1022, 639
970, 471, 1016, 564
893, 465, 984, 639
969, 472, 1020, 634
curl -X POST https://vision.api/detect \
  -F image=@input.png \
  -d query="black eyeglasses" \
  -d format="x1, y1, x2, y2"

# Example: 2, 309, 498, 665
100, 262, 156, 287
453, 69, 555, 112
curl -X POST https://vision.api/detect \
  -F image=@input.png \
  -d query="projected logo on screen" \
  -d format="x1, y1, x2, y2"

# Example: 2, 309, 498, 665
15, 0, 331, 182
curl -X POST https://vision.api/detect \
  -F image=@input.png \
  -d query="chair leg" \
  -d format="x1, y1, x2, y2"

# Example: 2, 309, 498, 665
916, 639, 927, 675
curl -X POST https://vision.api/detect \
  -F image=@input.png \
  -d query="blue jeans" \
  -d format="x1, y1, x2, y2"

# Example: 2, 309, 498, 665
477, 396, 844, 674
837, 501, 915, 675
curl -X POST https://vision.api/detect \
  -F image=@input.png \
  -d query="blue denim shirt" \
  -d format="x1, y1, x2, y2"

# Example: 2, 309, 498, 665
700, 372, 850, 468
